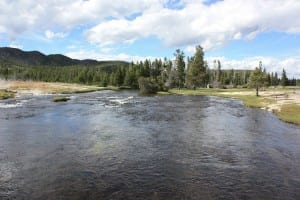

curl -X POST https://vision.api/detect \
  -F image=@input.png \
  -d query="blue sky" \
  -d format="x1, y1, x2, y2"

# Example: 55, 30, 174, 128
1, 0, 300, 78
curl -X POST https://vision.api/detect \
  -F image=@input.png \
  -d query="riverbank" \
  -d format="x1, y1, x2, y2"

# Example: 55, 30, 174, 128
1, 80, 299, 125
160, 88, 300, 125
0, 80, 119, 98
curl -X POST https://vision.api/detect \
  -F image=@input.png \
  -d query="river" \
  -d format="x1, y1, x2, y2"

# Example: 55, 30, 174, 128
0, 90, 299, 200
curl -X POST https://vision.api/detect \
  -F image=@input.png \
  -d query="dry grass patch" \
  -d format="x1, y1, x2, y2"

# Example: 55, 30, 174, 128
274, 104, 300, 125
5, 81, 117, 95
0, 89, 15, 99
8, 81, 98, 94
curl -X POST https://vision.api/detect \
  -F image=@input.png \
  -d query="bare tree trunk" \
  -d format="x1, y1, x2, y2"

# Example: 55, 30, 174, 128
256, 86, 259, 96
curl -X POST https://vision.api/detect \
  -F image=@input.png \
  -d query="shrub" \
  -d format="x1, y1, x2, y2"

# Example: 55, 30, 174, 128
138, 77, 158, 95
52, 96, 70, 102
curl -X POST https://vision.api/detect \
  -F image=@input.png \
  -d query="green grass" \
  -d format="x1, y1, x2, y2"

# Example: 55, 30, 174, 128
228, 95, 276, 108
0, 89, 15, 100
52, 96, 70, 102
165, 88, 252, 95
274, 104, 300, 125
162, 88, 277, 108
162, 88, 256, 104
119, 86, 133, 90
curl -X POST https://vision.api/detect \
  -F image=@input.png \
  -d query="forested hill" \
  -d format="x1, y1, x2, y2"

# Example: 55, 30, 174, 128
0, 45, 297, 89
0, 47, 128, 67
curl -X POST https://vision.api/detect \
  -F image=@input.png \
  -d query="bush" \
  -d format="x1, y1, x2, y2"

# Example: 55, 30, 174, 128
52, 96, 70, 102
138, 77, 158, 95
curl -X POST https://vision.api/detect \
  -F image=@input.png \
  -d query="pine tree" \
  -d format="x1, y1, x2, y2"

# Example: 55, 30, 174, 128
174, 49, 185, 88
216, 60, 222, 82
280, 68, 288, 86
186, 45, 207, 88
274, 72, 279, 86
248, 61, 268, 96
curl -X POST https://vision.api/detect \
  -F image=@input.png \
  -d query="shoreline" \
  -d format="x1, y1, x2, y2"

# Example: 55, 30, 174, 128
0, 80, 119, 99
1, 80, 299, 125
159, 88, 300, 125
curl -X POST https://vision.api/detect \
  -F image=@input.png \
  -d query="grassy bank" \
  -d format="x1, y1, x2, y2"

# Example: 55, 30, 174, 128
2, 80, 299, 125
0, 89, 15, 99
159, 88, 300, 125
274, 104, 300, 125
227, 95, 276, 108
159, 88, 275, 108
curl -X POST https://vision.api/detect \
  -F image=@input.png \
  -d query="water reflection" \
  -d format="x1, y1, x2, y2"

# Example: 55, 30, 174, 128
0, 91, 299, 199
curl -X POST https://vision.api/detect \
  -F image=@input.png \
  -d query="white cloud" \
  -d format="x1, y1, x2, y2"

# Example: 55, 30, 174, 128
45, 30, 67, 39
1, 0, 299, 49
66, 50, 156, 62
184, 45, 196, 54
85, 19, 142, 46
8, 43, 23, 49
207, 56, 300, 78
100, 47, 114, 53
0, 0, 165, 38
66, 45, 77, 49
85, 0, 300, 50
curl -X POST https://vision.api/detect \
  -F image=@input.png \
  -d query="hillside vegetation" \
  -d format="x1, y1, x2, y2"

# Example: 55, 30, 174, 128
0, 46, 299, 93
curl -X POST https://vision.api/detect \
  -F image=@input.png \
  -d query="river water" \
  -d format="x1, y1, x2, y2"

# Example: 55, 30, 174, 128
0, 90, 299, 200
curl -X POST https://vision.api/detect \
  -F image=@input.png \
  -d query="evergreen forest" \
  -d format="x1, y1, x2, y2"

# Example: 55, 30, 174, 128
0, 46, 299, 93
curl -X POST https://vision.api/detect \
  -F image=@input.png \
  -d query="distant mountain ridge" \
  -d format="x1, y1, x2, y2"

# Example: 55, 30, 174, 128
0, 47, 127, 67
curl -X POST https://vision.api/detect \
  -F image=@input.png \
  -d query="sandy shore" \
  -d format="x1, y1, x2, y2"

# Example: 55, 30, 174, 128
260, 90, 300, 111
0, 80, 104, 97
220, 89, 300, 112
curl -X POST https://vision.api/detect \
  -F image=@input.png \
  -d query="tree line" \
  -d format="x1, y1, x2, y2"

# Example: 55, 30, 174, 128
0, 45, 299, 93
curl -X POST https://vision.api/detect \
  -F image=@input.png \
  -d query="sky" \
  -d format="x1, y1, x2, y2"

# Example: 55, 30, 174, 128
1, 0, 300, 78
